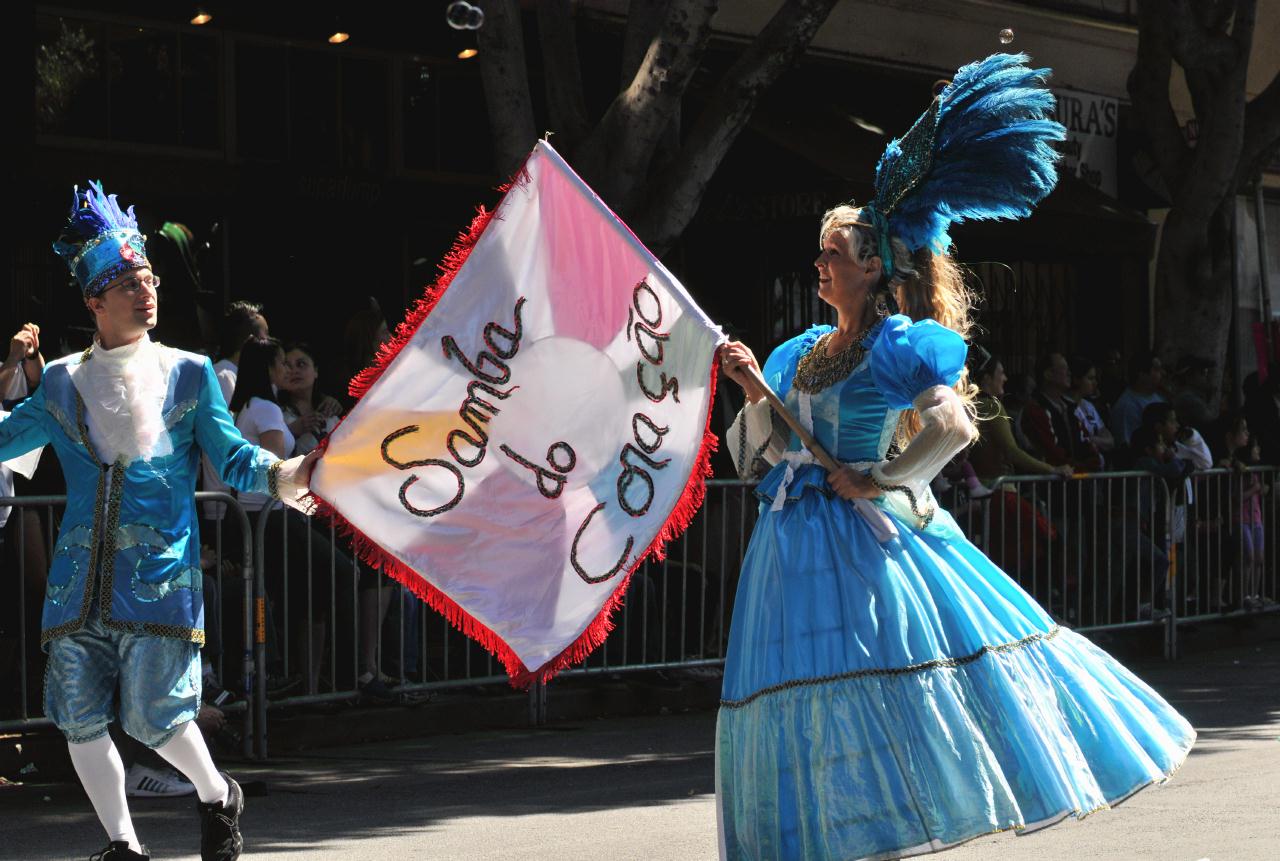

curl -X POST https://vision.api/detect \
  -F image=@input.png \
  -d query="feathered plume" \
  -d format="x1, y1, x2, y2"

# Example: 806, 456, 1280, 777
873, 53, 1066, 256
52, 180, 140, 259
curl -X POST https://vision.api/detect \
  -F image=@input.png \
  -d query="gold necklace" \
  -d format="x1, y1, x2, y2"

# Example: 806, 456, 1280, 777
792, 327, 871, 393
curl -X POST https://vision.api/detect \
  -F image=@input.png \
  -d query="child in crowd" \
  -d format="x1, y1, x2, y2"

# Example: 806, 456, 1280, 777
1235, 441, 1272, 609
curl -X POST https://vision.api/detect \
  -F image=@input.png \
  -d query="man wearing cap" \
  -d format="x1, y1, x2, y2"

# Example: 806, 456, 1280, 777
0, 182, 317, 861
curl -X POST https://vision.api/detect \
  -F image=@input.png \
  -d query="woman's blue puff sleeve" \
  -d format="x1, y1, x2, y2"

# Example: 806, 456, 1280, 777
870, 315, 968, 409
761, 325, 832, 400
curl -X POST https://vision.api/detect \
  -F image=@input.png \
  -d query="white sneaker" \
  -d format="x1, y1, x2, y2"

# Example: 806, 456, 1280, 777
125, 764, 196, 798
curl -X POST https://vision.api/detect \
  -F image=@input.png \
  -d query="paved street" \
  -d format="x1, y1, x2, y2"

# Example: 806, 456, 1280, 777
4, 630, 1278, 861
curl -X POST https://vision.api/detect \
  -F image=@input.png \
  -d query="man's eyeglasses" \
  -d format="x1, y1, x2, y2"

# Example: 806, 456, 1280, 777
108, 275, 161, 296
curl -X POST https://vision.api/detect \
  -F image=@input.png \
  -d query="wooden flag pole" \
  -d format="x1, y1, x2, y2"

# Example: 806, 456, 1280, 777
741, 364, 843, 473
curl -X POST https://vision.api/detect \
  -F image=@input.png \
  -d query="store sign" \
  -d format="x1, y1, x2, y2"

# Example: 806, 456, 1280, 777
1052, 88, 1118, 197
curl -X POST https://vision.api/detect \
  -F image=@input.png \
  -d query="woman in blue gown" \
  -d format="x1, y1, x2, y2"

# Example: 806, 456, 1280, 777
714, 131, 1195, 861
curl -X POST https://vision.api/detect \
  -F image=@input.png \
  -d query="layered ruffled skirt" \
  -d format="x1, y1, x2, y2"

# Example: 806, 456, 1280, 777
716, 477, 1195, 861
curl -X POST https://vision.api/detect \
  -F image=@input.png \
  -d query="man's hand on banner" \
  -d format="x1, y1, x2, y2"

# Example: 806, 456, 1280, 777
276, 448, 324, 515
721, 341, 768, 403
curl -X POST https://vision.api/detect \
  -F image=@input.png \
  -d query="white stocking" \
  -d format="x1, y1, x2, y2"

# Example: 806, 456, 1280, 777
153, 721, 228, 805
67, 734, 141, 852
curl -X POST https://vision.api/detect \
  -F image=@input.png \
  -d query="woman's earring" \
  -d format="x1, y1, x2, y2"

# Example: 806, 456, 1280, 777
874, 294, 890, 318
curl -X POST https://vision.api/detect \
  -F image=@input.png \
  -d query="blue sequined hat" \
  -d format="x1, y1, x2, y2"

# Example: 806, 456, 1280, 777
52, 181, 151, 297
862, 53, 1066, 278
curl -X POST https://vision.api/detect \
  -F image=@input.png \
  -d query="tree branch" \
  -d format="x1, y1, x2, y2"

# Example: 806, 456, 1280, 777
1167, 0, 1236, 72
618, 0, 683, 171
574, 0, 718, 213
631, 0, 840, 253
1238, 70, 1280, 186
1174, 0, 1254, 218
477, 0, 537, 177
537, 0, 591, 149
1128, 1, 1194, 196
621, 0, 671, 87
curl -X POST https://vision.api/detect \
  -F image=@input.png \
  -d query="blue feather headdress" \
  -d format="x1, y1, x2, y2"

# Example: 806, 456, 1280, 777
863, 53, 1066, 277
52, 181, 151, 297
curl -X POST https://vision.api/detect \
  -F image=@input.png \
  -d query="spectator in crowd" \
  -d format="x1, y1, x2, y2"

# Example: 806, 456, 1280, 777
1021, 352, 1102, 471
1142, 402, 1212, 471
1128, 425, 1183, 616
969, 349, 1074, 484
342, 300, 392, 407
1234, 439, 1271, 609
1001, 370, 1037, 451
279, 343, 341, 454
1, 323, 45, 401
0, 323, 47, 708
278, 342, 398, 699
1111, 352, 1166, 452
1, 323, 45, 547
966, 348, 1067, 579
1171, 355, 1216, 435
214, 301, 269, 401
1243, 363, 1280, 467
1068, 355, 1114, 468
201, 301, 269, 523
1210, 413, 1251, 467
230, 339, 359, 695
1098, 346, 1125, 410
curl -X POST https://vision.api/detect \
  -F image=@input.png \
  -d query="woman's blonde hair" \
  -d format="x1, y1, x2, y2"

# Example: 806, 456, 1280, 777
819, 204, 980, 442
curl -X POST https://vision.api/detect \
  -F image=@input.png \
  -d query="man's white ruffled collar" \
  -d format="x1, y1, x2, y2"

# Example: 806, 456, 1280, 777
70, 333, 175, 465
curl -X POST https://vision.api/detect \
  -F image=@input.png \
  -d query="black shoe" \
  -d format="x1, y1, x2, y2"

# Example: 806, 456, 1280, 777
358, 675, 398, 703
198, 773, 244, 861
202, 675, 236, 707
89, 843, 150, 861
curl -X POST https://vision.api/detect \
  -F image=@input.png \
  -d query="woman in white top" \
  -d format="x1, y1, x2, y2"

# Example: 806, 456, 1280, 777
230, 338, 358, 693
279, 342, 399, 697
278, 343, 340, 456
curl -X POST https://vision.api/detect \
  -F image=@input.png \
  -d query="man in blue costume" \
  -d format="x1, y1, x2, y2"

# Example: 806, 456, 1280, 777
0, 182, 316, 861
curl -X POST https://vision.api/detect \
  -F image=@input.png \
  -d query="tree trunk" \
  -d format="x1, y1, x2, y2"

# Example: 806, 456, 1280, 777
477, 0, 537, 177
1153, 203, 1235, 397
1127, 0, 1280, 395
632, 0, 841, 253
574, 0, 718, 214
537, 0, 591, 149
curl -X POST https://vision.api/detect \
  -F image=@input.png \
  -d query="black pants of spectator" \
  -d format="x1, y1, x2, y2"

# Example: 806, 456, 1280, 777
259, 507, 360, 691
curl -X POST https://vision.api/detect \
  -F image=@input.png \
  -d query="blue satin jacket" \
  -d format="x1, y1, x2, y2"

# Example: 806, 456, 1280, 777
0, 346, 278, 648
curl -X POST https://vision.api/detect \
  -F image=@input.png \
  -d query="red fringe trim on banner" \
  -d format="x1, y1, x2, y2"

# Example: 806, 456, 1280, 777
308, 160, 723, 688
508, 356, 721, 688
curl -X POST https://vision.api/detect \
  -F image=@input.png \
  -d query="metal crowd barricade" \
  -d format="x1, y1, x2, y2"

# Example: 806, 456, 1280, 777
0, 492, 257, 760
242, 468, 1278, 756
250, 479, 761, 747
940, 471, 1179, 656
1174, 466, 1280, 627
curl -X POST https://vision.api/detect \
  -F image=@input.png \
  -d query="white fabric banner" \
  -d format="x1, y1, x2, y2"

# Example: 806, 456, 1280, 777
312, 142, 724, 683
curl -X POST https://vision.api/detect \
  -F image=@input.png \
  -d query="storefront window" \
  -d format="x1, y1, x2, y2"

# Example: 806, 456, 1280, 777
341, 57, 388, 172
35, 14, 219, 149
403, 60, 438, 171
35, 16, 107, 135
236, 42, 288, 160
290, 49, 339, 167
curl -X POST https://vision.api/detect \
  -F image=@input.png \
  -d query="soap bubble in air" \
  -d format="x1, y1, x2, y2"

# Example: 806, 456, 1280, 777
446, 1, 484, 31
998, 28, 1015, 45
